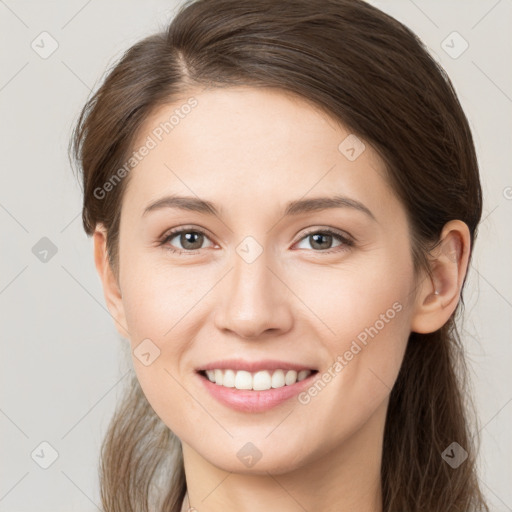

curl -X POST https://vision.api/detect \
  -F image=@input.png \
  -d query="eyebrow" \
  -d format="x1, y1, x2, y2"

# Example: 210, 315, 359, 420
142, 194, 376, 221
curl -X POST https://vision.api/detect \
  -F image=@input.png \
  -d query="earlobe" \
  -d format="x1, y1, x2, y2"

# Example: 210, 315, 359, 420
410, 220, 470, 334
93, 225, 130, 339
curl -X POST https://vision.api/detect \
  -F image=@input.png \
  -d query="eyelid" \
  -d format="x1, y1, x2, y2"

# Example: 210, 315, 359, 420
293, 226, 354, 244
160, 224, 213, 242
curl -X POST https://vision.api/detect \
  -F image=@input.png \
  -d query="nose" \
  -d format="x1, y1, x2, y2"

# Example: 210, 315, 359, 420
213, 247, 294, 340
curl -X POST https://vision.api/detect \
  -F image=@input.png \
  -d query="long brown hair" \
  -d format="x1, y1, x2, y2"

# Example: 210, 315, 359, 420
70, 0, 489, 510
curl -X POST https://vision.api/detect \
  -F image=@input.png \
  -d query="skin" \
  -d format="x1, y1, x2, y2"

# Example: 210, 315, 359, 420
93, 86, 470, 512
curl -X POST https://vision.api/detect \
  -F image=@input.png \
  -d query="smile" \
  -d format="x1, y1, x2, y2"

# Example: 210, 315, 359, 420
201, 368, 314, 390
195, 359, 319, 413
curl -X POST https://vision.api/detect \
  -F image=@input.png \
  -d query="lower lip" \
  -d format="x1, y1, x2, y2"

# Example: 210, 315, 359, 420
197, 371, 318, 413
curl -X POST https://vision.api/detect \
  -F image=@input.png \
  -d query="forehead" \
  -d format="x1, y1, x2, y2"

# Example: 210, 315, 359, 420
124, 86, 398, 220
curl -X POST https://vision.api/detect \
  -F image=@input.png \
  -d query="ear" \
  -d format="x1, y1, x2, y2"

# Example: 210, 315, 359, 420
93, 224, 130, 339
410, 220, 471, 334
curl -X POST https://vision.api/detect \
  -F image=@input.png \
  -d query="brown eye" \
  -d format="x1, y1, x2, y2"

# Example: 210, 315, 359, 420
176, 231, 205, 250
295, 229, 353, 252
161, 229, 214, 253
308, 233, 335, 250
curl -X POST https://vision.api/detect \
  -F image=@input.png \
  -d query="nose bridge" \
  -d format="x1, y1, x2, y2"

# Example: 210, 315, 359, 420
214, 235, 292, 338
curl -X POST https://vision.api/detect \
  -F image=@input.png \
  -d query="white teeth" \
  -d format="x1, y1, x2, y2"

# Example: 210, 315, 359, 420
253, 371, 272, 391
222, 369, 236, 388
297, 370, 310, 381
214, 369, 223, 386
284, 370, 297, 385
203, 368, 313, 390
271, 369, 285, 388
235, 370, 253, 390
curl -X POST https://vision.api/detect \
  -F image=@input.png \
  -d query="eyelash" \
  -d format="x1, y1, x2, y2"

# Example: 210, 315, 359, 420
158, 226, 354, 256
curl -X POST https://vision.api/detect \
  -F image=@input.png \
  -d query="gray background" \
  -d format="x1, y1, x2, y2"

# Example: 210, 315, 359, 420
0, 0, 510, 510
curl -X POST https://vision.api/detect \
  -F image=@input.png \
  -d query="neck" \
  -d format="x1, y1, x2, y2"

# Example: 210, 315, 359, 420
180, 399, 387, 512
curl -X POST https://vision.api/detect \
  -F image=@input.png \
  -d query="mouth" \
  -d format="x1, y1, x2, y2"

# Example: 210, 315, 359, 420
195, 360, 319, 413
197, 368, 318, 391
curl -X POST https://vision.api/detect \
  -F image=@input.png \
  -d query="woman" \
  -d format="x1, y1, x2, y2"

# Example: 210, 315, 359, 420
70, 0, 489, 510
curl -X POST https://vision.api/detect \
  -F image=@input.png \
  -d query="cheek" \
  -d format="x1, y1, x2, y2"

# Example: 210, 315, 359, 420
119, 243, 202, 338
290, 244, 414, 349
119, 254, 217, 404
118, 262, 206, 435
289, 245, 414, 410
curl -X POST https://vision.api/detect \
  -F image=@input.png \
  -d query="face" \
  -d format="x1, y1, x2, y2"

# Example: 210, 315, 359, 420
109, 86, 423, 474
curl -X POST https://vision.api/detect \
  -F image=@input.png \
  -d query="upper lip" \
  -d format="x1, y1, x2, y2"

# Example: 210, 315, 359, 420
196, 359, 317, 373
